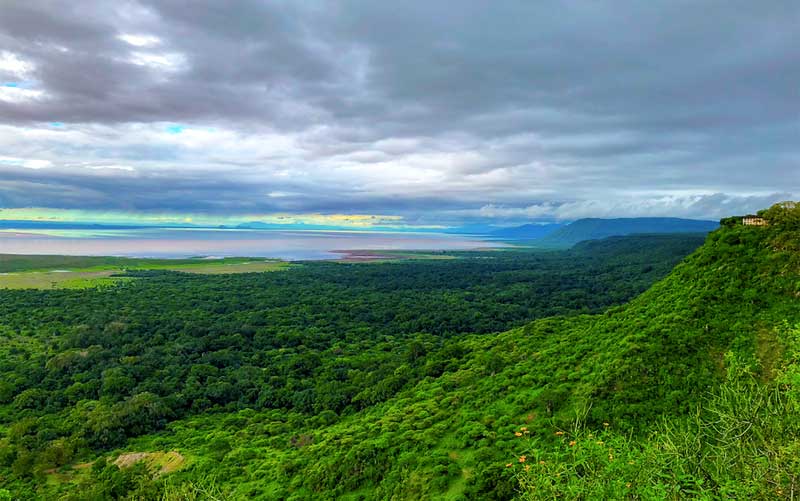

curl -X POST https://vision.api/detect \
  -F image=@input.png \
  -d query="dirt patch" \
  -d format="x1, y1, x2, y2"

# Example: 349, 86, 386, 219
332, 250, 401, 262
114, 452, 150, 468
113, 450, 186, 475
332, 250, 457, 263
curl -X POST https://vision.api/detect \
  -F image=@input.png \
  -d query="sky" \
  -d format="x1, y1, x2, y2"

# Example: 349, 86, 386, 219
0, 0, 797, 229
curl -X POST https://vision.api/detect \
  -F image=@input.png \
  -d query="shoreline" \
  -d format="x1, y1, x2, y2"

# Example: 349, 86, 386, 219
329, 250, 414, 262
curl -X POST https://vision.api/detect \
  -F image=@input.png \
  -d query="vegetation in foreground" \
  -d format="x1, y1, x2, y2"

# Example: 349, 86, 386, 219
0, 202, 798, 499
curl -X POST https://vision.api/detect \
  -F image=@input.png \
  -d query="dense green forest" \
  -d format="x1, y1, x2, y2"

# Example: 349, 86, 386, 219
1, 203, 799, 499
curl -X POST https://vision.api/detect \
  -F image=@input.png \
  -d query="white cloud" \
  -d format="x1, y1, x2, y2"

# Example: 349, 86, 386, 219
128, 51, 186, 72
118, 33, 161, 48
0, 156, 53, 169
477, 203, 558, 219
474, 193, 795, 221
0, 1, 796, 221
0, 86, 45, 103
85, 164, 136, 171
0, 51, 35, 78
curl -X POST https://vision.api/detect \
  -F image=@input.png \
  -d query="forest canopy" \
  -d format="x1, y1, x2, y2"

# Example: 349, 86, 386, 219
0, 206, 798, 499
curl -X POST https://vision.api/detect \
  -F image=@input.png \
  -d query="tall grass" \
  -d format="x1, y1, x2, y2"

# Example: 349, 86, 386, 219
158, 475, 229, 501
514, 327, 800, 499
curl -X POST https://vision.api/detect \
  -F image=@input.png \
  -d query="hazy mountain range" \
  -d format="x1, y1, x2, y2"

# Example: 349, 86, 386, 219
491, 217, 719, 247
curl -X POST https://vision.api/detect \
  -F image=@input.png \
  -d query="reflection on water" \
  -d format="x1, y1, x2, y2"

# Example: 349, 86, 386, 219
0, 228, 500, 260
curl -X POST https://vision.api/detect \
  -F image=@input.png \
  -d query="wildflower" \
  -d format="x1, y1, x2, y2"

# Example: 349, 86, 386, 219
569, 440, 576, 447
626, 482, 632, 488
505, 463, 513, 468
596, 441, 604, 445
515, 432, 523, 437
555, 431, 565, 436
520, 426, 528, 431
603, 422, 610, 427
519, 455, 527, 463
539, 460, 545, 465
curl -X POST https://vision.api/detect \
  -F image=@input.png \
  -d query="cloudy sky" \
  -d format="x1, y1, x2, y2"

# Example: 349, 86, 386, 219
0, 0, 797, 228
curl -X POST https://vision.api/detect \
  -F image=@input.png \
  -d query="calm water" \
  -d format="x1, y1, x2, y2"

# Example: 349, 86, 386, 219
0, 228, 501, 260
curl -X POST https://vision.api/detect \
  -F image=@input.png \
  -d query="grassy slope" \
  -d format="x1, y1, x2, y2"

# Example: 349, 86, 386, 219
37, 223, 797, 499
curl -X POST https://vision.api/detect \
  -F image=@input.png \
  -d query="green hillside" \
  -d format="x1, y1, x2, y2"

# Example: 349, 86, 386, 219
532, 217, 719, 248
0, 203, 798, 499
153, 203, 795, 499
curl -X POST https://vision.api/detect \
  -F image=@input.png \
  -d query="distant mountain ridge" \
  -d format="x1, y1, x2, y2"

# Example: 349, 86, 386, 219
488, 223, 563, 239
532, 217, 719, 247
0, 220, 148, 231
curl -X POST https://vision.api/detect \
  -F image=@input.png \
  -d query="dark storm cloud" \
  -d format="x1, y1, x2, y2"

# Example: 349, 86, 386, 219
0, 0, 797, 222
0, 164, 472, 216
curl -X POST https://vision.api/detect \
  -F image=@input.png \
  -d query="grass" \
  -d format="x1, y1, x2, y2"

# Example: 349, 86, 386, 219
0, 256, 289, 289
103, 259, 289, 275
42, 451, 187, 491
0, 254, 287, 272
0, 251, 454, 287
0, 271, 125, 289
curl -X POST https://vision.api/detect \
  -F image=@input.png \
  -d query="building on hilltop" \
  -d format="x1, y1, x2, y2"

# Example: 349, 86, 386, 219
742, 215, 768, 226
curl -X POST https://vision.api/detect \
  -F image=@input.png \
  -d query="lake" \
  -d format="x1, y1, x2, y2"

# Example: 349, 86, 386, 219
0, 227, 502, 260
